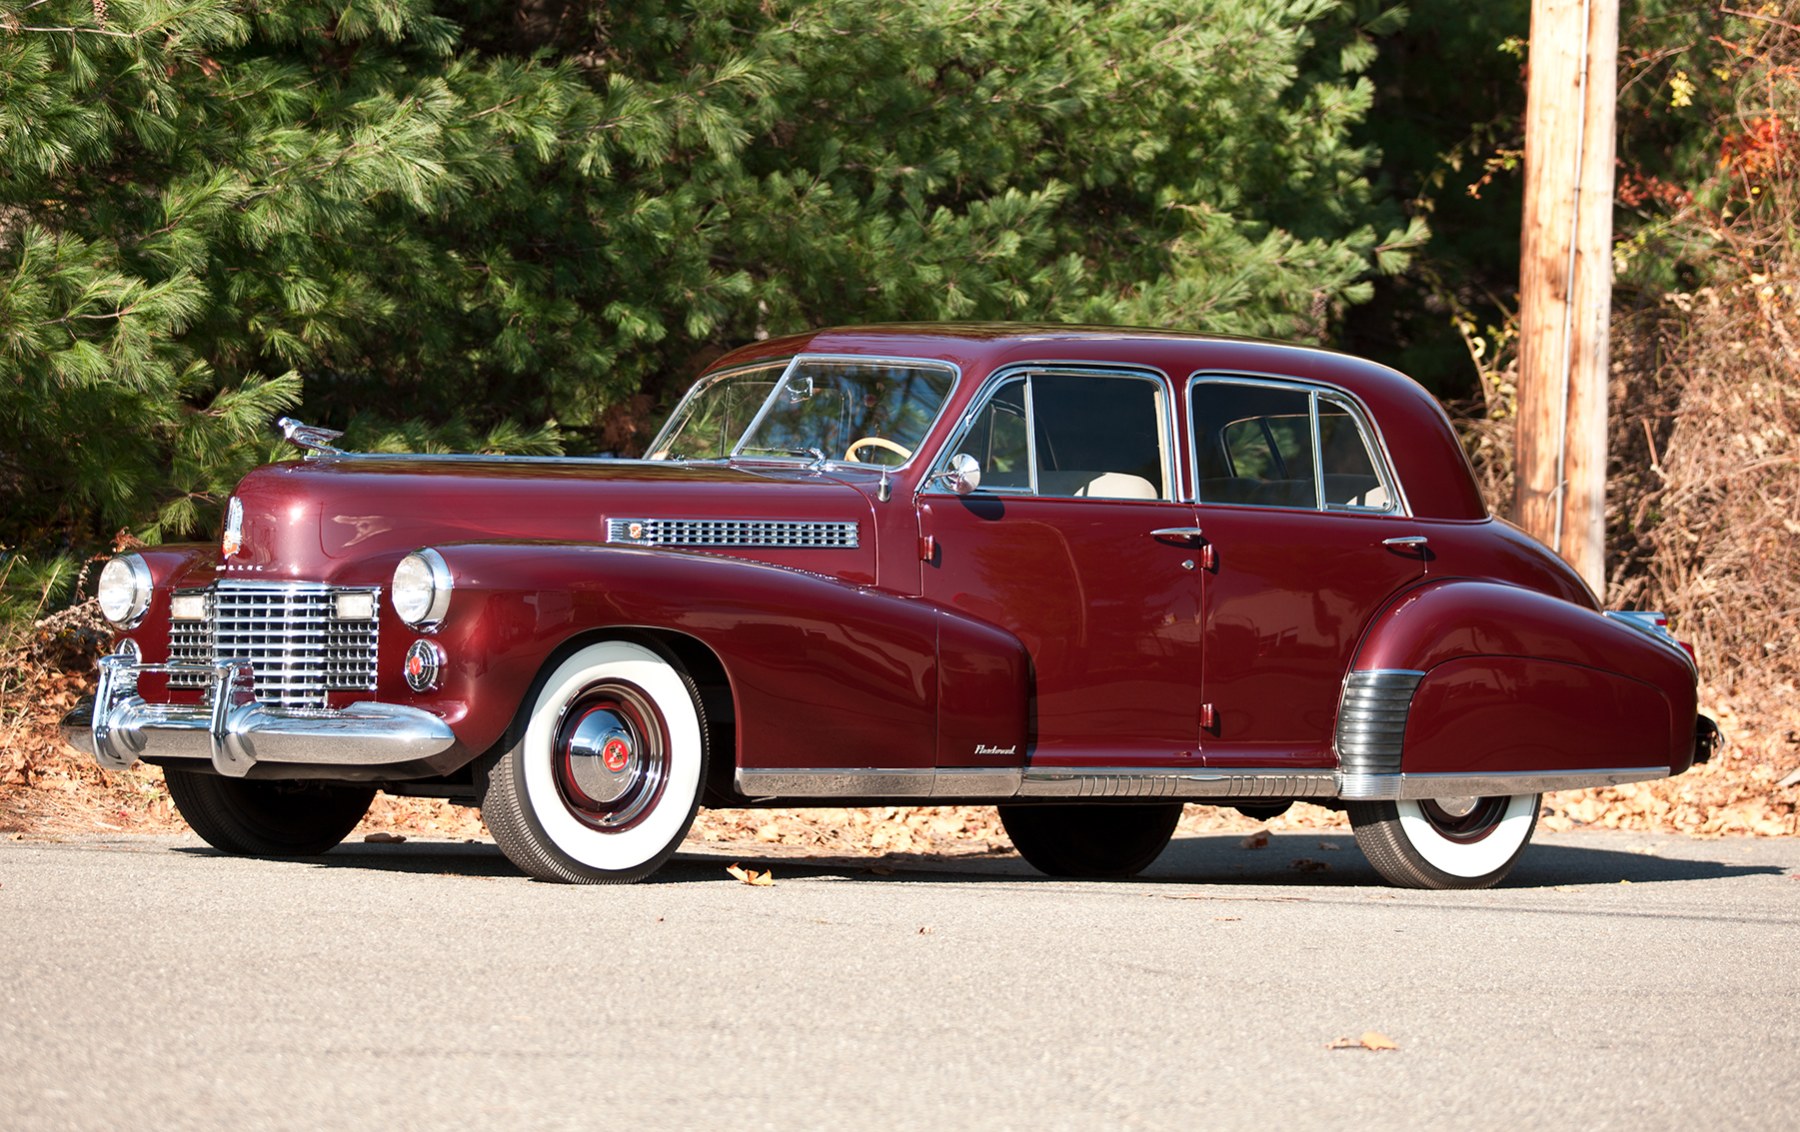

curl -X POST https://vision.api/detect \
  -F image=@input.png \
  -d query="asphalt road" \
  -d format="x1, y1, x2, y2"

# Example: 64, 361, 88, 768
2, 827, 1796, 1131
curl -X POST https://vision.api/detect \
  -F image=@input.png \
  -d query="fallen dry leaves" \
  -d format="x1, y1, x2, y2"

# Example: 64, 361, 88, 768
1328, 1031, 1400, 1052
726, 863, 775, 886
4, 634, 1794, 848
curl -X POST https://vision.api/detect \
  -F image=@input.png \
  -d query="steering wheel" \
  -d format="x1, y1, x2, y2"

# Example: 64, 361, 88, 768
844, 436, 913, 463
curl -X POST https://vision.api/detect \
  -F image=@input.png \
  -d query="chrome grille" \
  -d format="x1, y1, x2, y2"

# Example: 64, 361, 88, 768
166, 583, 380, 708
606, 517, 859, 549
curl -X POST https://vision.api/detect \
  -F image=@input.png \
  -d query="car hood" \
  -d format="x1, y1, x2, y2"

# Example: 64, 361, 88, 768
207, 457, 880, 584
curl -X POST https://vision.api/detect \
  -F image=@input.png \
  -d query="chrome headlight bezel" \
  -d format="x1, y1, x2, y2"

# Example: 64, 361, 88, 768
391, 548, 452, 630
96, 554, 153, 628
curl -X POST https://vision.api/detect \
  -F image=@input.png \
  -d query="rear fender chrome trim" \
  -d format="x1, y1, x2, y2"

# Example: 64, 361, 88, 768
1394, 767, 1668, 799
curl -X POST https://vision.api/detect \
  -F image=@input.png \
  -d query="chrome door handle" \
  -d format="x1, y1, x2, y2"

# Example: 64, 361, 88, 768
1151, 527, 1207, 545
1382, 535, 1429, 549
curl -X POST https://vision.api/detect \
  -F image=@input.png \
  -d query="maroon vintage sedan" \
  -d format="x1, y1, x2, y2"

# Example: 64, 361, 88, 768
63, 325, 1712, 888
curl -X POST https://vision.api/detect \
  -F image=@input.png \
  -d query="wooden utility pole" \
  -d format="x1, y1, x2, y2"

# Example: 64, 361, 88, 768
1517, 0, 1617, 596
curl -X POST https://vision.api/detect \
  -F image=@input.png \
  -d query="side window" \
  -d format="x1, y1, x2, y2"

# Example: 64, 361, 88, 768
1318, 401, 1391, 510
946, 372, 1170, 500
1031, 374, 1166, 499
1193, 384, 1318, 508
961, 378, 1031, 489
1192, 382, 1395, 512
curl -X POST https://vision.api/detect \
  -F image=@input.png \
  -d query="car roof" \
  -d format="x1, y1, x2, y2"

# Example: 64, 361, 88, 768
712, 324, 1488, 521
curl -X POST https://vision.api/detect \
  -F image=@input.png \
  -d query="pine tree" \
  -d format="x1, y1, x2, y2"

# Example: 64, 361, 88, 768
1, 0, 1419, 614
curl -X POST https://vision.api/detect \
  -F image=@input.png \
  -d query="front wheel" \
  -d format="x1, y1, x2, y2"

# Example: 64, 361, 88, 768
998, 802, 1183, 879
164, 770, 375, 857
1347, 793, 1541, 889
482, 641, 707, 884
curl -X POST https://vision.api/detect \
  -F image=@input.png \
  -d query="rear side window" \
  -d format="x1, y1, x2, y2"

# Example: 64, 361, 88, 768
1192, 380, 1394, 512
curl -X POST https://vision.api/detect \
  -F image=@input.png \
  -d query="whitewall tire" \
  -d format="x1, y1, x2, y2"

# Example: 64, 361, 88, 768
1347, 793, 1540, 890
482, 641, 707, 884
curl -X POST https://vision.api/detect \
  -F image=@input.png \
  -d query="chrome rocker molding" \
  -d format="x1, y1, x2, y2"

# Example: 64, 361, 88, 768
737, 764, 1673, 803
735, 767, 1022, 799
1017, 767, 1335, 799
62, 651, 455, 779
734, 766, 1338, 800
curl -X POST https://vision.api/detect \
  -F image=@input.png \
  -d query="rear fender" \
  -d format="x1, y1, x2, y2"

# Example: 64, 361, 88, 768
1339, 580, 1700, 799
420, 544, 1030, 775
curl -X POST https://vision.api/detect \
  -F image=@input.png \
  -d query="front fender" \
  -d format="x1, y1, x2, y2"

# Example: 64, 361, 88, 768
1345, 580, 1699, 784
415, 544, 1030, 775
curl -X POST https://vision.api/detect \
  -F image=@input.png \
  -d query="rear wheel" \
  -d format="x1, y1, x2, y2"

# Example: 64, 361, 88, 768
482, 641, 707, 884
164, 770, 375, 857
998, 802, 1183, 879
1347, 793, 1540, 889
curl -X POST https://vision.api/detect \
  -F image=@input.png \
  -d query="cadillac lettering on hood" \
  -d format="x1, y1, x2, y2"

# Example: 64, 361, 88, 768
62, 326, 1715, 888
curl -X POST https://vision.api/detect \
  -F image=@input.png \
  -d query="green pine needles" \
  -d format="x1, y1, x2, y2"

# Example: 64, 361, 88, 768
1, 0, 1419, 612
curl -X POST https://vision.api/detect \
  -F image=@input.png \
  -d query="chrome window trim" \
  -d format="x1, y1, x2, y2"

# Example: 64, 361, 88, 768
1186, 371, 1413, 517
725, 353, 963, 472
924, 362, 1182, 503
646, 358, 790, 460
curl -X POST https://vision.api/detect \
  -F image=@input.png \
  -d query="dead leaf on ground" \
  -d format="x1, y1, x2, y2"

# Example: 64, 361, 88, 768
1290, 857, 1330, 873
1213, 915, 1240, 922
726, 863, 775, 887
1240, 830, 1270, 849
363, 831, 406, 844
1327, 1030, 1399, 1051
1317, 840, 1341, 851
917, 925, 933, 935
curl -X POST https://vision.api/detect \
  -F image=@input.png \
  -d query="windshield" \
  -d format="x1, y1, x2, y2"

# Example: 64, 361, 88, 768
650, 356, 957, 468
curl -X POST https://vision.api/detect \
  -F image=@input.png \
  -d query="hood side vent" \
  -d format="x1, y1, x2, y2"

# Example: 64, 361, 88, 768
605, 518, 859, 549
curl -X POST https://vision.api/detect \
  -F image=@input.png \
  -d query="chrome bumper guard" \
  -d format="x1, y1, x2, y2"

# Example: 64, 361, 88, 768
60, 652, 456, 778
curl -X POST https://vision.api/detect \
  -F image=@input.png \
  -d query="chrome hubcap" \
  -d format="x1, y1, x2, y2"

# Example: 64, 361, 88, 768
1433, 795, 1480, 819
553, 684, 668, 832
564, 709, 637, 805
1419, 795, 1511, 843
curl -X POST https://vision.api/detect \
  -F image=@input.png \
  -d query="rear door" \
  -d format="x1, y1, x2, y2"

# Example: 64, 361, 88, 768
1188, 377, 1429, 768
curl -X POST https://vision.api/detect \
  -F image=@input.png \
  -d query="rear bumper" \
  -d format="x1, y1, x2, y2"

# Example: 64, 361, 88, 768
60, 652, 456, 778
1694, 713, 1721, 765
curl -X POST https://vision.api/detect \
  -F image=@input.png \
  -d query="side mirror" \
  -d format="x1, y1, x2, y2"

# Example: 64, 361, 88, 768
927, 453, 982, 496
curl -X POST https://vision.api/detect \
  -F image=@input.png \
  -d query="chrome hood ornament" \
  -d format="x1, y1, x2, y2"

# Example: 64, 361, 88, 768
277, 417, 346, 456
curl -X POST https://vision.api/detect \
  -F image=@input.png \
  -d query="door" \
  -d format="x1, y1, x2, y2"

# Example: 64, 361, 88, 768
919, 368, 1206, 769
1188, 377, 1429, 768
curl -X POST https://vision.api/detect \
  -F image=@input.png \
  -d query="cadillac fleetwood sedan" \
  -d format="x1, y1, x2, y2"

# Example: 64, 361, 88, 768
62, 325, 1714, 888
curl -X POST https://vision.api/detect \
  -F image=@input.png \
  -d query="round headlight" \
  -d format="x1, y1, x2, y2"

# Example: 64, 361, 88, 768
391, 549, 452, 629
96, 554, 153, 627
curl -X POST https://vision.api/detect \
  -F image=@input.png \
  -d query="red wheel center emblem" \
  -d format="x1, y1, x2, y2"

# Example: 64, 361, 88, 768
601, 738, 631, 773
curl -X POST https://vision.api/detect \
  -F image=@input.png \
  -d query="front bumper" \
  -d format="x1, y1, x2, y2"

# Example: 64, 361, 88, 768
60, 651, 456, 778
